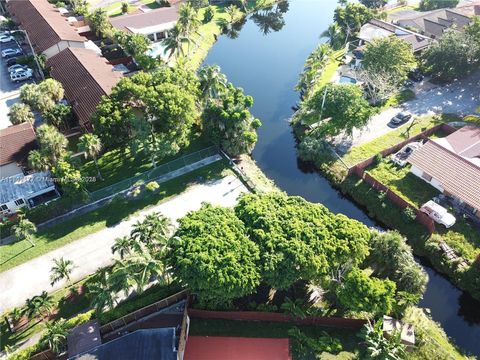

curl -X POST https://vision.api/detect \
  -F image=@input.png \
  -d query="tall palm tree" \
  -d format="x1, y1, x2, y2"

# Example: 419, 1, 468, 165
111, 236, 141, 259
78, 133, 103, 180
24, 291, 54, 321
42, 320, 68, 354
13, 218, 37, 247
28, 150, 50, 172
130, 213, 172, 253
178, 3, 201, 40
225, 4, 240, 23
50, 257, 75, 287
88, 268, 116, 313
35, 124, 68, 167
321, 23, 343, 50
162, 25, 190, 59
198, 65, 228, 100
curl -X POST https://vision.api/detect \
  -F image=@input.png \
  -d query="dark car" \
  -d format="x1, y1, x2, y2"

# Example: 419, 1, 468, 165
408, 69, 424, 82
388, 112, 412, 127
6, 57, 18, 67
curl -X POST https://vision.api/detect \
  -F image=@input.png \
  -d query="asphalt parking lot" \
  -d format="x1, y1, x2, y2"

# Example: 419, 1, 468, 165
0, 38, 34, 129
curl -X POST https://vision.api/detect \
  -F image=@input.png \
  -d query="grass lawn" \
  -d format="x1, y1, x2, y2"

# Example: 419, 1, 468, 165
380, 89, 416, 110
341, 114, 460, 167
0, 161, 231, 273
139, 0, 160, 9
436, 219, 480, 262
189, 318, 361, 359
104, 2, 137, 17
367, 162, 439, 208
81, 134, 213, 192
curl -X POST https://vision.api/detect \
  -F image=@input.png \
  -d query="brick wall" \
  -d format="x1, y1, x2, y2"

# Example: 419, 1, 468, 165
188, 309, 367, 330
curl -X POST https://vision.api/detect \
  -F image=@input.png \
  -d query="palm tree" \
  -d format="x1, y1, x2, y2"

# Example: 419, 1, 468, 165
28, 150, 50, 172
78, 133, 103, 180
13, 218, 37, 247
42, 320, 68, 354
88, 268, 116, 313
321, 23, 343, 50
111, 236, 140, 259
162, 25, 190, 59
198, 65, 228, 100
225, 4, 240, 23
178, 3, 201, 40
24, 291, 54, 321
50, 257, 75, 287
130, 213, 172, 252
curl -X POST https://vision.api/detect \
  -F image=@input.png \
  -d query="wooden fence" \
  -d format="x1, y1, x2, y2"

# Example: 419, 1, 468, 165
188, 309, 367, 330
99, 289, 190, 336
346, 123, 457, 233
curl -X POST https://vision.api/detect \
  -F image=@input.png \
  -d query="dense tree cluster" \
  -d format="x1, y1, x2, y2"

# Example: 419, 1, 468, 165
419, 0, 459, 10
167, 205, 261, 307
333, 3, 374, 38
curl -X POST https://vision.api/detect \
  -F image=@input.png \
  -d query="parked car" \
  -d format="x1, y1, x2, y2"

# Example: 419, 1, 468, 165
5, 57, 18, 67
0, 34, 14, 43
408, 69, 424, 82
2, 48, 22, 58
388, 112, 412, 127
390, 142, 422, 167
8, 64, 28, 73
10, 69, 33, 82
420, 200, 456, 228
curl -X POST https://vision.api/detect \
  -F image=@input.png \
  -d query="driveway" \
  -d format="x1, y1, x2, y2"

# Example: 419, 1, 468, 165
0, 175, 247, 312
0, 40, 35, 129
334, 71, 480, 152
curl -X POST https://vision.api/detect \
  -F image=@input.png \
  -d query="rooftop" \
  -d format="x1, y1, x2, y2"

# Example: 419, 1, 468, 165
109, 6, 178, 35
0, 172, 55, 204
408, 126, 480, 211
0, 123, 37, 167
69, 328, 177, 360
7, 0, 85, 53
46, 47, 123, 129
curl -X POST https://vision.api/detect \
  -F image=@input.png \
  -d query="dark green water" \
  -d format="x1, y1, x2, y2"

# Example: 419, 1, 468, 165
203, 0, 480, 355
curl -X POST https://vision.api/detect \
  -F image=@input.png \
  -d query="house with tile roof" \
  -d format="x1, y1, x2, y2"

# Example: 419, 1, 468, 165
46, 47, 123, 131
6, 0, 99, 59
408, 126, 480, 218
0, 123, 58, 216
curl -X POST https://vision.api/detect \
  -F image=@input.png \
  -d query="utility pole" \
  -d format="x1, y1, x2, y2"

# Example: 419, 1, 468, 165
13, 29, 45, 80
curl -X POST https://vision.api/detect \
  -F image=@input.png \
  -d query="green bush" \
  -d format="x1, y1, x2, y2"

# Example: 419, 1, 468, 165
403, 207, 417, 222
64, 310, 95, 329
145, 181, 160, 192
289, 326, 343, 356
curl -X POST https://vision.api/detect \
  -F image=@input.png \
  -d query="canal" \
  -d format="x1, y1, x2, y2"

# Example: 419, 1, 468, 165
203, 0, 480, 355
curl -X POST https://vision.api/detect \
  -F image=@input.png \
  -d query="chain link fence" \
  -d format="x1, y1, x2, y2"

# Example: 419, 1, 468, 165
88, 146, 219, 201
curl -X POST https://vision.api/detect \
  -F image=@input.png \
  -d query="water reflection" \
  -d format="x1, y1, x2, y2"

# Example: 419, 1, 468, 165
251, 1, 289, 35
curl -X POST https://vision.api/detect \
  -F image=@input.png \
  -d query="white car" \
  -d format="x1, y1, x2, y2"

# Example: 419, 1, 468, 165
8, 64, 28, 73
391, 142, 422, 167
10, 69, 33, 82
2, 48, 22, 58
420, 200, 456, 228
0, 34, 14, 43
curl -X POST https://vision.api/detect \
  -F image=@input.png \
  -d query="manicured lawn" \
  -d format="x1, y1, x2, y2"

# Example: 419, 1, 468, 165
139, 0, 161, 9
341, 114, 460, 167
81, 134, 213, 192
104, 2, 137, 17
0, 161, 231, 272
380, 89, 416, 110
367, 162, 439, 208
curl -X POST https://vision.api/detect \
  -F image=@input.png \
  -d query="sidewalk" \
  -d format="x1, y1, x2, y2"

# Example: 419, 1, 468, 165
0, 175, 247, 312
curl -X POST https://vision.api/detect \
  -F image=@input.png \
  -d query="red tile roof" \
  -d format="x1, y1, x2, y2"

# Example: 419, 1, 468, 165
46, 48, 123, 129
408, 134, 480, 211
109, 6, 178, 33
7, 0, 85, 53
0, 123, 37, 167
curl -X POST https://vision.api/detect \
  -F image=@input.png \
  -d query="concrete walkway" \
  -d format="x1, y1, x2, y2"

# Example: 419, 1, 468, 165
0, 176, 247, 312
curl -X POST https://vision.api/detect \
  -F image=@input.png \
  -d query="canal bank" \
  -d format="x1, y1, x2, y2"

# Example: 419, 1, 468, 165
202, 0, 480, 355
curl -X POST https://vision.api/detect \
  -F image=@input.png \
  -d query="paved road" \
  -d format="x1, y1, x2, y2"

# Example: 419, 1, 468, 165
0, 175, 247, 312
334, 71, 480, 152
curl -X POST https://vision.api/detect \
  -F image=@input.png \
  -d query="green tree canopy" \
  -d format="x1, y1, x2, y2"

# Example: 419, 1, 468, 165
360, 0, 388, 8
8, 103, 35, 125
28, 124, 68, 170
91, 65, 200, 149
419, 0, 459, 10
337, 267, 396, 317
422, 29, 479, 82
168, 204, 261, 307
368, 231, 427, 298
362, 36, 417, 85
304, 83, 373, 137
333, 3, 374, 37
202, 83, 261, 156
235, 193, 371, 290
